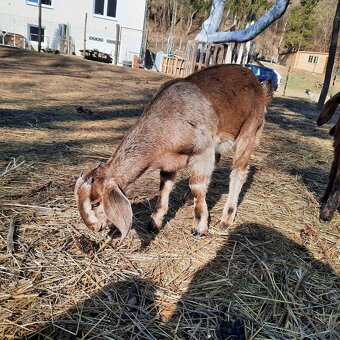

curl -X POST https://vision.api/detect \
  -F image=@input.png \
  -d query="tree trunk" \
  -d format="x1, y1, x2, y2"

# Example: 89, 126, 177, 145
169, 0, 178, 53
277, 18, 288, 54
186, 9, 197, 35
318, 0, 340, 109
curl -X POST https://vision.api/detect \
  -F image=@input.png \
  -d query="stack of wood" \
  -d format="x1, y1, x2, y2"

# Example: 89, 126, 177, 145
41, 48, 60, 54
79, 49, 113, 64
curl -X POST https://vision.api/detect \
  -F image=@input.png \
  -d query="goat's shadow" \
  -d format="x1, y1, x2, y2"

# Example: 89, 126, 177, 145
26, 223, 339, 339
131, 163, 257, 248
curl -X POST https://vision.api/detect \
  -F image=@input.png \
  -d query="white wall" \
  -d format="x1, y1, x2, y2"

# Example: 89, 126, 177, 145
0, 0, 147, 63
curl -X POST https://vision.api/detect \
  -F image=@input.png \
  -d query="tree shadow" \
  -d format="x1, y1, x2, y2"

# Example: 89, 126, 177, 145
259, 96, 338, 209
268, 97, 338, 140
167, 223, 339, 339
0, 96, 154, 129
25, 223, 339, 339
0, 137, 123, 164
26, 277, 162, 340
290, 166, 329, 200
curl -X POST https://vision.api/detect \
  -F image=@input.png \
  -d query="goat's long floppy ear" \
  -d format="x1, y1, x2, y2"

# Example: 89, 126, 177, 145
102, 180, 132, 242
317, 92, 340, 126
74, 173, 85, 198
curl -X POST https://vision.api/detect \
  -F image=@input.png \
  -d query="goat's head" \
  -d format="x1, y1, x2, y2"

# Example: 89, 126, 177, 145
74, 168, 132, 241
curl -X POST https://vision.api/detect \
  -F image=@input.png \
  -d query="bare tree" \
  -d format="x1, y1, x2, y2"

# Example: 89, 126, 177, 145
312, 0, 338, 52
195, 0, 290, 43
318, 0, 340, 109
186, 9, 198, 35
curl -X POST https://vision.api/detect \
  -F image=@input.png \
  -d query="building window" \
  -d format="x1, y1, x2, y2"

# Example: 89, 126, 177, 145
27, 0, 53, 6
94, 0, 117, 18
308, 55, 319, 64
29, 25, 45, 43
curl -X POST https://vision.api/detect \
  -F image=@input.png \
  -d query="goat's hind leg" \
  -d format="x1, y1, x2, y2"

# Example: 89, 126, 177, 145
149, 170, 176, 231
189, 148, 215, 236
220, 166, 249, 229
221, 119, 264, 229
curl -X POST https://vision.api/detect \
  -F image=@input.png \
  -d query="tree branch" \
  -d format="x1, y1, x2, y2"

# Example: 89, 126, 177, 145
7, 218, 16, 253
196, 0, 290, 43
0, 157, 25, 177
195, 0, 226, 42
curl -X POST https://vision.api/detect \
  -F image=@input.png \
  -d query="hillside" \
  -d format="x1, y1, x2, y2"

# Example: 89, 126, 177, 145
146, 0, 338, 61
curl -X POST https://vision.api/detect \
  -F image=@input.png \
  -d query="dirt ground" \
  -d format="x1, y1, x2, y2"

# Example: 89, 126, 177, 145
0, 46, 339, 339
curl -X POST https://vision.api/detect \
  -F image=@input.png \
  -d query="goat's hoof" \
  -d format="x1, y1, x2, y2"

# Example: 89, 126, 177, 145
320, 210, 334, 222
147, 218, 160, 232
220, 221, 231, 230
191, 228, 206, 237
215, 222, 230, 236
320, 195, 329, 204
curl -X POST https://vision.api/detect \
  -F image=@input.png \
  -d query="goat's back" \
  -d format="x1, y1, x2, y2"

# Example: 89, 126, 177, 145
186, 64, 270, 137
123, 65, 270, 163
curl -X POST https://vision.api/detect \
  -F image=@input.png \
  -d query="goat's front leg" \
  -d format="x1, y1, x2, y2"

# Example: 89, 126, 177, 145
184, 152, 221, 207
190, 177, 210, 236
320, 160, 340, 221
321, 157, 338, 203
149, 170, 176, 230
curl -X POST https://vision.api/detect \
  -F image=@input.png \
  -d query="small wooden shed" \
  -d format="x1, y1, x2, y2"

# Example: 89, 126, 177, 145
278, 51, 328, 74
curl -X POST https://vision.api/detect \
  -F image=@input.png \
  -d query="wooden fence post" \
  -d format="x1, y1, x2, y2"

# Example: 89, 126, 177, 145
283, 66, 291, 96
114, 24, 120, 65
38, 0, 42, 52
83, 12, 87, 59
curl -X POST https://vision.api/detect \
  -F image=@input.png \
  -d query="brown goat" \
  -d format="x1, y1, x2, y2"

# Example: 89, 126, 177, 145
75, 64, 273, 241
317, 91, 340, 221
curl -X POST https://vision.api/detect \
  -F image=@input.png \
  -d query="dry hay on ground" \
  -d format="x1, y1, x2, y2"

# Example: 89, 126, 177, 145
0, 46, 339, 339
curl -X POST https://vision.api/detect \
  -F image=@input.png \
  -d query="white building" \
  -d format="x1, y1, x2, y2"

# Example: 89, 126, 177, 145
0, 0, 147, 64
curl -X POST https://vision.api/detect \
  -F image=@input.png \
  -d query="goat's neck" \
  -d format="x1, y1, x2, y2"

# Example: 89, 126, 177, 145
104, 139, 151, 191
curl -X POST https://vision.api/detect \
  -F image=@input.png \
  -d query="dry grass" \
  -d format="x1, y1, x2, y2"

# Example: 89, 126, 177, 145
0, 46, 339, 339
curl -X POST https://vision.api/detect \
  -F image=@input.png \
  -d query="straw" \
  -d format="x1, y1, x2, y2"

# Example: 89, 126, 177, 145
0, 46, 339, 339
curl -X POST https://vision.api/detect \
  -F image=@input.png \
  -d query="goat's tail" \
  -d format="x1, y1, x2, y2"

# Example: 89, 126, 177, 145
261, 79, 274, 106
317, 91, 340, 126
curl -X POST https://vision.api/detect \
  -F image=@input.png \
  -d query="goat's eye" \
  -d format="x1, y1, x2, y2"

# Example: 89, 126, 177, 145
91, 202, 100, 208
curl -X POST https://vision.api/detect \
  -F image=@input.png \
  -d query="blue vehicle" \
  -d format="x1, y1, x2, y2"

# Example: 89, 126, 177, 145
245, 64, 281, 91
